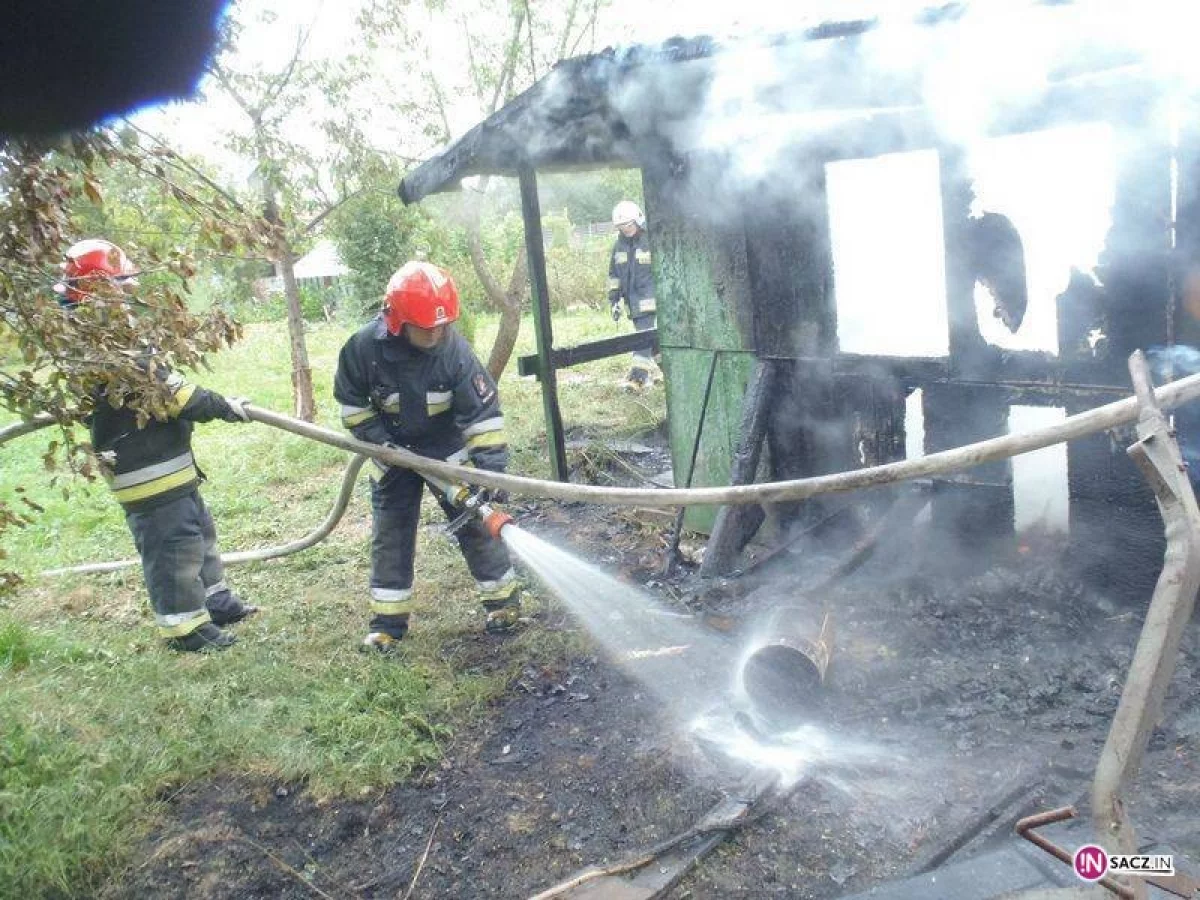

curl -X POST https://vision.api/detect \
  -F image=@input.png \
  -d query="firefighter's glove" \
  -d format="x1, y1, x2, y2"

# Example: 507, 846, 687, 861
224, 397, 252, 422
611, 301, 623, 322
478, 486, 510, 505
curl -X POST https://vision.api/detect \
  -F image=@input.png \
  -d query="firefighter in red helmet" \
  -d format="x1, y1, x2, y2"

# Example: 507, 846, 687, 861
61, 239, 258, 652
334, 261, 521, 651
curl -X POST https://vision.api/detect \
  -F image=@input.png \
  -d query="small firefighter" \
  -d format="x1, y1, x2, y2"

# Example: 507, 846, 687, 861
607, 200, 659, 391
60, 239, 257, 652
334, 261, 522, 651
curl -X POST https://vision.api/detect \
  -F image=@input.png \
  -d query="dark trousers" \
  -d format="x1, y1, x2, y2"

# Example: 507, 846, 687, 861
370, 467, 513, 599
126, 490, 235, 636
630, 313, 656, 374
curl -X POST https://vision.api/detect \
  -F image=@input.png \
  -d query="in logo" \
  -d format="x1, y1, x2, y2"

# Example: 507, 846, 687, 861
1073, 845, 1108, 882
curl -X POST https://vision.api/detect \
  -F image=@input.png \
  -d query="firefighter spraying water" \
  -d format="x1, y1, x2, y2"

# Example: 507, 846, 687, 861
334, 261, 523, 651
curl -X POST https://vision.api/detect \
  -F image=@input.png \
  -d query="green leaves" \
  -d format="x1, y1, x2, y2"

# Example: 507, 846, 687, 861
0, 130, 261, 591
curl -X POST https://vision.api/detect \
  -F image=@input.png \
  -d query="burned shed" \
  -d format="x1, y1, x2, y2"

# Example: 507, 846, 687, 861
399, 3, 1198, 585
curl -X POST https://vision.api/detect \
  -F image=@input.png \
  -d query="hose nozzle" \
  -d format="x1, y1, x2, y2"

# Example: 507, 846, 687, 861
478, 504, 514, 539
443, 489, 514, 540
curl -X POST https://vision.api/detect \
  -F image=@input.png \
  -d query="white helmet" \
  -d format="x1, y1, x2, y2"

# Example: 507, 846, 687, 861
612, 200, 644, 229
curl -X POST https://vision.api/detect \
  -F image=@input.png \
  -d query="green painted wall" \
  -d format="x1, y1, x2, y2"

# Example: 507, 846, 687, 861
645, 160, 762, 534
662, 348, 756, 532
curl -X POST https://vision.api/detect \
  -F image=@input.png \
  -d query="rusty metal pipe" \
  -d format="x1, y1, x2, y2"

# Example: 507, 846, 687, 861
1090, 353, 1200, 897
739, 610, 833, 728
1014, 806, 1135, 899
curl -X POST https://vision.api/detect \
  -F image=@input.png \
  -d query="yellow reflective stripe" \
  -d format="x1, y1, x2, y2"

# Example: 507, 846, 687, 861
427, 390, 452, 414
112, 464, 198, 503
477, 569, 517, 592
479, 581, 519, 603
369, 599, 413, 616
639, 298, 657, 312
370, 588, 412, 616
342, 409, 377, 427
607, 278, 621, 290
155, 609, 211, 638
167, 382, 196, 415
635, 250, 651, 264
465, 431, 506, 449
463, 416, 504, 438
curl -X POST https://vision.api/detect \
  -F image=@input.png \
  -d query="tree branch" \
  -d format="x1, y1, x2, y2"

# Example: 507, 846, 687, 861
489, 3, 528, 115
120, 119, 248, 214
300, 187, 369, 238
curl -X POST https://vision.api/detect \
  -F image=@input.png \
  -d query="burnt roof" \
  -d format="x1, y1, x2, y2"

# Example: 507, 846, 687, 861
397, 15, 923, 204
398, 1, 1147, 204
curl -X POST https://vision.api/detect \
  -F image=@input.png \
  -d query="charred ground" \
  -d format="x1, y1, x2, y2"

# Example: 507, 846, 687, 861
109, 451, 1200, 900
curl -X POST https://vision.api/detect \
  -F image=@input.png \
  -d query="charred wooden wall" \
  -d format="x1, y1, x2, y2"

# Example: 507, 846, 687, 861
650, 82, 1178, 588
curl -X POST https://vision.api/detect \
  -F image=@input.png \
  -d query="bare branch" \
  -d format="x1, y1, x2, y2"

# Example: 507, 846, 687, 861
120, 119, 248, 214
557, 0, 582, 61
524, 0, 537, 84
208, 63, 259, 120
300, 187, 369, 237
489, 3, 528, 116
259, 21, 314, 111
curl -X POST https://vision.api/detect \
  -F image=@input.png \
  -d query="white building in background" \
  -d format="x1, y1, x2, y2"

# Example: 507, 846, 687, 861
291, 240, 350, 282
256, 239, 353, 316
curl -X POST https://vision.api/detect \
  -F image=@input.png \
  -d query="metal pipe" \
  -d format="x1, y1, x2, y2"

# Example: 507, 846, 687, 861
739, 610, 833, 729
1014, 806, 1135, 899
1091, 352, 1200, 895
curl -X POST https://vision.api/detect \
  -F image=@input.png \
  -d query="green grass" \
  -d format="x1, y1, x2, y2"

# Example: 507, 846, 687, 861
0, 308, 664, 898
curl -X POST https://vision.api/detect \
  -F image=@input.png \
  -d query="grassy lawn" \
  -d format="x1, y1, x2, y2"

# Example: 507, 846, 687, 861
0, 308, 664, 898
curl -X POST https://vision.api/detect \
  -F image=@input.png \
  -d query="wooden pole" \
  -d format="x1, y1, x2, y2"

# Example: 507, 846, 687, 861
517, 164, 568, 482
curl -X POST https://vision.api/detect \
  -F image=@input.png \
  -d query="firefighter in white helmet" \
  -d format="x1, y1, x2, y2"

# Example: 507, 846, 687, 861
61, 239, 258, 652
607, 200, 659, 391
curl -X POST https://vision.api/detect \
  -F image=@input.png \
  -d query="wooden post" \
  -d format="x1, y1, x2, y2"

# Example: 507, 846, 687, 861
518, 164, 568, 482
701, 359, 779, 576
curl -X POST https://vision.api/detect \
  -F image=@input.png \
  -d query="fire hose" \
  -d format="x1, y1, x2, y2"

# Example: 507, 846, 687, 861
7, 354, 1200, 578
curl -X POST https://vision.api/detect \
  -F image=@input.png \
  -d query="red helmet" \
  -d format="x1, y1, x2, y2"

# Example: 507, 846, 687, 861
382, 261, 459, 335
56, 239, 139, 304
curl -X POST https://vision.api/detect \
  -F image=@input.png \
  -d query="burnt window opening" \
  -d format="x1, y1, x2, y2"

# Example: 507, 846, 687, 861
826, 149, 950, 357
967, 211, 1028, 333
966, 123, 1116, 356
1009, 405, 1069, 535
905, 388, 925, 460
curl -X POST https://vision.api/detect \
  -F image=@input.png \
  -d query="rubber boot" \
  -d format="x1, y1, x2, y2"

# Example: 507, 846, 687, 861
207, 592, 259, 627
361, 613, 410, 653
621, 368, 649, 393
483, 596, 522, 634
167, 622, 236, 653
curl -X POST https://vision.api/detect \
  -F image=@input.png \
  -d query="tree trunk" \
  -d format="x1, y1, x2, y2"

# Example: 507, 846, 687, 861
465, 203, 528, 380
275, 229, 315, 421
486, 245, 528, 380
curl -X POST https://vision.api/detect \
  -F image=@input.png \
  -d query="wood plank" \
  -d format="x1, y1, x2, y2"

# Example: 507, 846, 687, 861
518, 330, 659, 379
